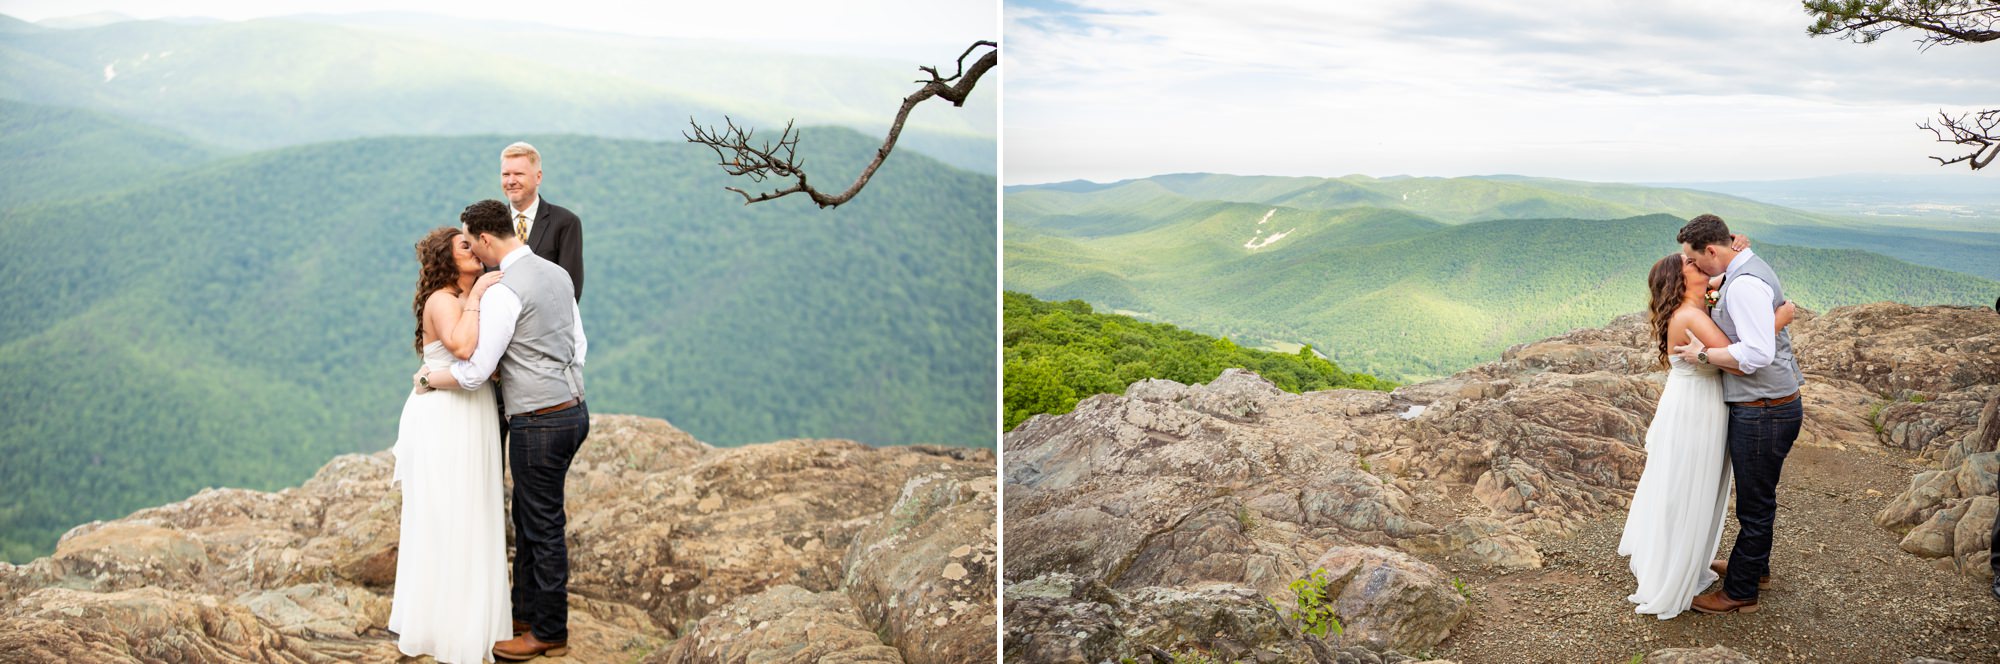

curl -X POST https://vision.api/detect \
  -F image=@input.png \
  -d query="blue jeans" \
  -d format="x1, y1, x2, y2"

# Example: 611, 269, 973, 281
508, 400, 588, 642
1722, 398, 1802, 601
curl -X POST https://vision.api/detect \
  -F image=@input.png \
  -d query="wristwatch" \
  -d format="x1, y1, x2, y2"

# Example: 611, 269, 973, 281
420, 373, 432, 389
1696, 350, 1709, 365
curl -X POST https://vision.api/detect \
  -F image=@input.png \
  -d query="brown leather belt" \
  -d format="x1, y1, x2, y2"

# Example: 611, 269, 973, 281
1728, 391, 1799, 408
520, 398, 580, 417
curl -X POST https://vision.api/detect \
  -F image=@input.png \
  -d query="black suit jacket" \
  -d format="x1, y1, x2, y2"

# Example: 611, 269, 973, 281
525, 198, 584, 301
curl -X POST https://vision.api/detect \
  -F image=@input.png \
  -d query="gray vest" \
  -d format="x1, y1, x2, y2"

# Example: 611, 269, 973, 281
1711, 253, 1801, 402
496, 252, 585, 416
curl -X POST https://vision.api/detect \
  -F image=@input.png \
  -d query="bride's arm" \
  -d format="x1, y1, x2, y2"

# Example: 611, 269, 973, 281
1674, 310, 1748, 376
441, 272, 502, 360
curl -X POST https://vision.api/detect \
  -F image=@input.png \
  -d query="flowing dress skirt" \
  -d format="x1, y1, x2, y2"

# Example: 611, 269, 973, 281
1618, 358, 1732, 619
388, 342, 510, 662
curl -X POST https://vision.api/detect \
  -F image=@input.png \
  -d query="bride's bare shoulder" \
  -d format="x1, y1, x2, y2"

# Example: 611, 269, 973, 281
423, 288, 463, 312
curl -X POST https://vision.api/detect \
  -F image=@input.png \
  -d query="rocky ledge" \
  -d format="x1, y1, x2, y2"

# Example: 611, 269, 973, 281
0, 416, 996, 663
1004, 302, 1998, 663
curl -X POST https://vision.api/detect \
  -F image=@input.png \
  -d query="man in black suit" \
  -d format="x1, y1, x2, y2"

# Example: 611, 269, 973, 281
502, 142, 584, 302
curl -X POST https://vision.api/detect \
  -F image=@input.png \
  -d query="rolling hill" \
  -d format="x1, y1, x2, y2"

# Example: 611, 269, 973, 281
0, 125, 995, 562
1007, 173, 2000, 280
1004, 174, 1999, 385
0, 98, 226, 208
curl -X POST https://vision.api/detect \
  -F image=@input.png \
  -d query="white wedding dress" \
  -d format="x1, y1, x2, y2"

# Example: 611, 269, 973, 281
388, 340, 511, 662
1619, 355, 1733, 619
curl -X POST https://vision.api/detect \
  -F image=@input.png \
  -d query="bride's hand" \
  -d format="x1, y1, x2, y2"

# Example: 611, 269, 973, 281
1730, 233, 1750, 252
470, 271, 504, 299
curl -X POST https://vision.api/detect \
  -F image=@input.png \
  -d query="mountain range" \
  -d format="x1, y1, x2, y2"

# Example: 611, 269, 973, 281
1004, 173, 1998, 383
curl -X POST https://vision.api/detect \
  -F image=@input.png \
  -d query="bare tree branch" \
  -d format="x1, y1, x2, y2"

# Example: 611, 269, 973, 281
685, 40, 999, 208
1804, 1, 1998, 170
1918, 109, 2000, 170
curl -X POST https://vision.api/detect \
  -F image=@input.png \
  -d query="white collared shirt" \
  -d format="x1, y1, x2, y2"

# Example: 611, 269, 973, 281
1721, 248, 1776, 374
511, 195, 542, 241
447, 245, 587, 389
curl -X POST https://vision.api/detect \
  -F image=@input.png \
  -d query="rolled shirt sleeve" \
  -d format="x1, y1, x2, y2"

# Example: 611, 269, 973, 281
571, 299, 587, 366
448, 283, 520, 390
1722, 275, 1776, 374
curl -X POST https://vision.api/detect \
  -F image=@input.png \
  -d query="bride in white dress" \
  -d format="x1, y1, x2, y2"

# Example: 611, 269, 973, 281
389, 227, 511, 662
1620, 252, 1792, 619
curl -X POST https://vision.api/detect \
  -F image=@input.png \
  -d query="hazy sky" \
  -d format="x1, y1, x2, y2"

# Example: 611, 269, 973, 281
0, 0, 994, 60
1005, 0, 1999, 184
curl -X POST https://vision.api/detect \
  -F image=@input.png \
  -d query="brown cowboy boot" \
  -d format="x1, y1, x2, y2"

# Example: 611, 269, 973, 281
1690, 588, 1759, 614
493, 631, 568, 660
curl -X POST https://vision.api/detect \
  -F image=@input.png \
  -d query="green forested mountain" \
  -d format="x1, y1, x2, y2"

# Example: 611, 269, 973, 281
0, 99, 226, 207
1004, 178, 1999, 385
0, 126, 994, 562
1007, 173, 2000, 280
1003, 292, 1393, 429
0, 13, 994, 173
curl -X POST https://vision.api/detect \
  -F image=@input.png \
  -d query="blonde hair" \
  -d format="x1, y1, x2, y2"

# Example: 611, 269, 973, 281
501, 142, 541, 169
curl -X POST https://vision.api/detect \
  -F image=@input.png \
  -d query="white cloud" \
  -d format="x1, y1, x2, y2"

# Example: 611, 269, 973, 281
1003, 0, 1999, 183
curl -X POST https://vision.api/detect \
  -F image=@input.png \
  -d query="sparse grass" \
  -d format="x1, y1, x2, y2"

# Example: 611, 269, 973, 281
1868, 400, 1889, 435
1236, 504, 1255, 531
1452, 576, 1472, 600
1909, 392, 1928, 403
1359, 456, 1374, 474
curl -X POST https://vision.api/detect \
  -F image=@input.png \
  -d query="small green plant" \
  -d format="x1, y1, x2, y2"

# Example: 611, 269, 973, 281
1358, 456, 1373, 473
1451, 576, 1471, 599
1270, 568, 1344, 640
1629, 653, 1644, 664
1908, 392, 1927, 403
1867, 400, 1888, 435
1235, 504, 1255, 531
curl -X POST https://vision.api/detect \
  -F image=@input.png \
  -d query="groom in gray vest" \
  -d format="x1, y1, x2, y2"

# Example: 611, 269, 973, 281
1672, 214, 1804, 615
415, 199, 589, 659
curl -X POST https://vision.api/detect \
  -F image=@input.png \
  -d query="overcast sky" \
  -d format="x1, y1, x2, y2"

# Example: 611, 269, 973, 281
0, 0, 994, 61
1005, 0, 1999, 184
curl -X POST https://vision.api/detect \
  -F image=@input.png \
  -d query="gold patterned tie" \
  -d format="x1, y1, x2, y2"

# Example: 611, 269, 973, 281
515, 213, 528, 241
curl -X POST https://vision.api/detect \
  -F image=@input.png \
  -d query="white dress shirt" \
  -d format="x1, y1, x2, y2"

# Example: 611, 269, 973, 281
1721, 249, 1776, 374
447, 245, 587, 389
511, 195, 541, 240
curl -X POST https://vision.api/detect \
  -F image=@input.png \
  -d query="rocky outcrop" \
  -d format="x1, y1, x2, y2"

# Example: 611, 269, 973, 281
1792, 303, 2000, 397
1878, 409, 1998, 580
0, 414, 996, 663
1004, 302, 2000, 661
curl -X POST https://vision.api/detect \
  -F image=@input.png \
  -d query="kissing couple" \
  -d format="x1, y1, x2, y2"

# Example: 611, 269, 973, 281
1619, 213, 1805, 619
388, 197, 590, 662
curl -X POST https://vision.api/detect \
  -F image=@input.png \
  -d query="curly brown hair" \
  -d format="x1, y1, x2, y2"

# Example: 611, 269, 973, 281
412, 227, 467, 354
1646, 253, 1689, 368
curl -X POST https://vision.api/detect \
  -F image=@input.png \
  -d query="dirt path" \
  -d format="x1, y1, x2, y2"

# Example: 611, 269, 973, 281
1416, 444, 1999, 664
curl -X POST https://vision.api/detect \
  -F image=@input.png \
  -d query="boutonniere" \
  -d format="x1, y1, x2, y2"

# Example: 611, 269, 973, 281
1705, 289, 1720, 310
